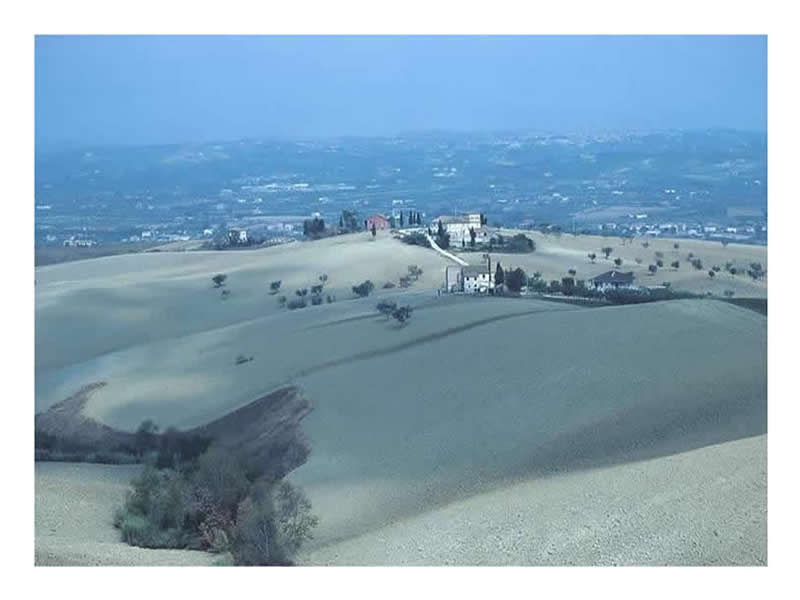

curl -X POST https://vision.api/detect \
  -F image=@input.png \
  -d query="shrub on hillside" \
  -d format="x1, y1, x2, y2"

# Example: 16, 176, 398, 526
352, 280, 375, 297
505, 267, 528, 293
401, 232, 430, 248
212, 274, 227, 288
269, 281, 281, 294
287, 298, 307, 310
114, 446, 317, 564
391, 305, 413, 326
377, 300, 398, 318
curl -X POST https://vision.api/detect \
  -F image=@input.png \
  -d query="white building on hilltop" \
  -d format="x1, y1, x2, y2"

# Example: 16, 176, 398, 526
435, 213, 483, 245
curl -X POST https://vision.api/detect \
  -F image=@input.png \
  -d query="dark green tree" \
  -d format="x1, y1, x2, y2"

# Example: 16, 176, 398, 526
495, 262, 505, 286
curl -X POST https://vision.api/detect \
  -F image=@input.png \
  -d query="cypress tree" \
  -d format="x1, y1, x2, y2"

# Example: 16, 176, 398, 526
495, 262, 505, 285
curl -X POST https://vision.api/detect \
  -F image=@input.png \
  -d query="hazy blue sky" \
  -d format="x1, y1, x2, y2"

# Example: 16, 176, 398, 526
35, 35, 767, 148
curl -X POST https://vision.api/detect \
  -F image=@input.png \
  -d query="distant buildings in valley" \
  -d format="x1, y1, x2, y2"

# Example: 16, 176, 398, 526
62, 236, 97, 248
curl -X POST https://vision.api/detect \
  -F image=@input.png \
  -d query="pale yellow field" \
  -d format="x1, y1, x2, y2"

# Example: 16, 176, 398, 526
34, 232, 767, 565
459, 230, 767, 298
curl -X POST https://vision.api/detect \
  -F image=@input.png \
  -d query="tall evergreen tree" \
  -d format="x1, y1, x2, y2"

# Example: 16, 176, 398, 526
400, 211, 404, 227
495, 262, 505, 286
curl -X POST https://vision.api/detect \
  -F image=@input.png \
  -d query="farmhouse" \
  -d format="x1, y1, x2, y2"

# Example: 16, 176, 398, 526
589, 270, 637, 291
462, 265, 494, 294
435, 213, 483, 245
366, 214, 391, 231
228, 229, 248, 244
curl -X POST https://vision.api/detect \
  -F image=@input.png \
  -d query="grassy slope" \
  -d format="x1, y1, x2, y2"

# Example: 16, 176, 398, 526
460, 229, 767, 298
34, 232, 767, 565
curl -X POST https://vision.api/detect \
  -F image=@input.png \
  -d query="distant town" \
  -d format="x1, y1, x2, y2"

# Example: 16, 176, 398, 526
35, 129, 767, 251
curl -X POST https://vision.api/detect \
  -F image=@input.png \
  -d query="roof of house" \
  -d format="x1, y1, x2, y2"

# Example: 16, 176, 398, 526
463, 266, 491, 277
590, 270, 635, 284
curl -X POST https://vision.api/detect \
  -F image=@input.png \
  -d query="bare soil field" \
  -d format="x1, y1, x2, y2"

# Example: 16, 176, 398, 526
34, 232, 767, 565
35, 462, 214, 566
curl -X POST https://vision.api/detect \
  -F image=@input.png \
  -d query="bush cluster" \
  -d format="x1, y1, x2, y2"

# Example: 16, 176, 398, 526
113, 445, 318, 565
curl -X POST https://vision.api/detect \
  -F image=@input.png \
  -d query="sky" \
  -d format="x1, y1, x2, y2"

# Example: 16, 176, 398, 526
35, 35, 767, 149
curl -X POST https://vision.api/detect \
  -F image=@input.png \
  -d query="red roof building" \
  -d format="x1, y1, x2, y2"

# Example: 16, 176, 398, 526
366, 214, 391, 231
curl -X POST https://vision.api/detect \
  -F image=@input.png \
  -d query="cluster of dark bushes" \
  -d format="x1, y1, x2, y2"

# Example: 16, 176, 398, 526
434, 222, 451, 249
352, 280, 375, 297
35, 420, 212, 467
400, 231, 431, 248
113, 444, 318, 565
376, 301, 414, 326
747, 262, 765, 281
302, 217, 329, 240
488, 233, 536, 253
35, 430, 140, 464
283, 274, 333, 309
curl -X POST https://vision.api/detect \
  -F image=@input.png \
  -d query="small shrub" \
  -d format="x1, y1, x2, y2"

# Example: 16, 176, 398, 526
212, 274, 227, 288
691, 258, 704, 270
377, 300, 398, 318
269, 280, 281, 294
399, 276, 411, 288
221, 289, 231, 299
295, 288, 308, 297
648, 264, 658, 275
391, 305, 413, 325
561, 276, 576, 296
311, 295, 323, 305
310, 284, 323, 295
287, 298, 307, 310
671, 260, 680, 269
277, 295, 287, 307
613, 258, 622, 267
601, 246, 613, 259
383, 281, 396, 289
235, 355, 253, 365
352, 280, 375, 297
325, 294, 335, 303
